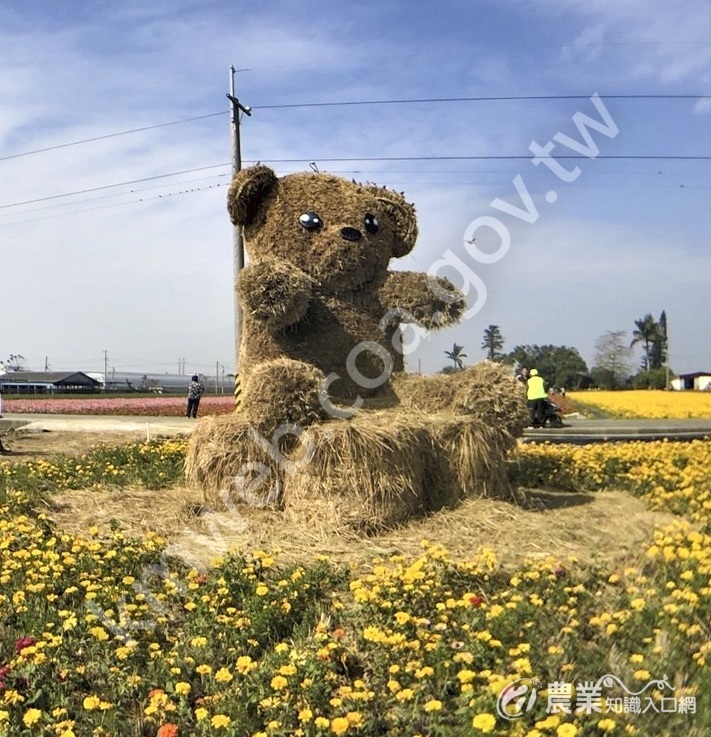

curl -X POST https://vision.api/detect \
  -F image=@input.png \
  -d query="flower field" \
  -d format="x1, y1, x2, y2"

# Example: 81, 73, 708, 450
0, 439, 710, 736
2, 396, 235, 417
568, 391, 711, 419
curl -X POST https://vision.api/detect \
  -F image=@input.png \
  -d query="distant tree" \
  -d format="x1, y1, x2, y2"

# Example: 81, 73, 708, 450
650, 310, 668, 370
444, 343, 467, 371
507, 344, 589, 390
592, 330, 633, 389
630, 314, 659, 372
481, 325, 505, 361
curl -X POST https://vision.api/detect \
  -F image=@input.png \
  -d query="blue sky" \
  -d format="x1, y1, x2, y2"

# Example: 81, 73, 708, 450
1, 0, 710, 378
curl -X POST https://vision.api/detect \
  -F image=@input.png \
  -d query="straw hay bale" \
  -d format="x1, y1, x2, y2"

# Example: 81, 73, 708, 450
241, 357, 327, 432
394, 361, 529, 439
186, 408, 516, 531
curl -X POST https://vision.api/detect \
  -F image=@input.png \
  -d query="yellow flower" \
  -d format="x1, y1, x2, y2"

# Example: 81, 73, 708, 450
598, 719, 616, 732
557, 725, 578, 737
196, 664, 212, 675
0, 711, 8, 723
83, 696, 101, 711
89, 626, 110, 641
472, 713, 496, 733
236, 655, 255, 673
315, 717, 330, 728
256, 584, 269, 596
174, 682, 191, 696
215, 667, 234, 683
424, 699, 443, 712
211, 714, 231, 728
298, 708, 313, 722
330, 717, 350, 735
271, 675, 288, 690
633, 669, 651, 681
195, 707, 208, 721
23, 708, 42, 727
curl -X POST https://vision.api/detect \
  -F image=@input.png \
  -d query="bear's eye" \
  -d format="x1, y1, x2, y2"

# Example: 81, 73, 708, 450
364, 213, 379, 234
298, 211, 322, 231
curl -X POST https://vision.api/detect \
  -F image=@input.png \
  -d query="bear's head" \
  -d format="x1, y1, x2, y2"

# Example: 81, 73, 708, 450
227, 165, 418, 294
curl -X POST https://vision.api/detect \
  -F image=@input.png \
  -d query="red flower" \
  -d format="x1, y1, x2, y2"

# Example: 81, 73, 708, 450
468, 595, 483, 607
14, 637, 35, 652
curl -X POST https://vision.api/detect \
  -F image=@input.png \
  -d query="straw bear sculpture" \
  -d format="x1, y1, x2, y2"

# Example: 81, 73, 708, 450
228, 165, 466, 433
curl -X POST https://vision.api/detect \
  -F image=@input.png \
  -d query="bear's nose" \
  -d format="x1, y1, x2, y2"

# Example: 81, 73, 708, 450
340, 227, 362, 242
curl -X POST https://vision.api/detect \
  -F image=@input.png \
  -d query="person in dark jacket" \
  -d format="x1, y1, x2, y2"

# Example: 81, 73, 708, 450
186, 375, 204, 418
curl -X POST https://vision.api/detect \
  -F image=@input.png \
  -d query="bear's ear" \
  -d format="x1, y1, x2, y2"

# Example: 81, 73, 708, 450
227, 165, 278, 227
372, 188, 418, 258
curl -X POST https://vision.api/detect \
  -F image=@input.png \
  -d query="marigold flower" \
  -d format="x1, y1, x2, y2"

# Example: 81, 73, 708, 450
83, 696, 101, 711
211, 714, 231, 728
472, 712, 496, 732
330, 717, 350, 735
557, 725, 578, 737
157, 725, 179, 737
23, 708, 42, 727
214, 667, 233, 683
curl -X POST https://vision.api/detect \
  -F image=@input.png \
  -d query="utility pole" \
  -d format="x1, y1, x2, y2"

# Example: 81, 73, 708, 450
227, 65, 252, 384
103, 350, 108, 393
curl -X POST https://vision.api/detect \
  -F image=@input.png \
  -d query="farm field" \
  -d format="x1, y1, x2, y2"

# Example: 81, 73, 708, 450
0, 432, 709, 736
2, 396, 235, 417
568, 390, 711, 419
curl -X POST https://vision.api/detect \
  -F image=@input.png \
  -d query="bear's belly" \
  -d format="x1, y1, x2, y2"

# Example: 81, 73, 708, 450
242, 297, 403, 401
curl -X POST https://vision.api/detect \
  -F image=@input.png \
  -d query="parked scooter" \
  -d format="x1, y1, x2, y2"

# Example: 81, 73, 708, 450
539, 397, 564, 428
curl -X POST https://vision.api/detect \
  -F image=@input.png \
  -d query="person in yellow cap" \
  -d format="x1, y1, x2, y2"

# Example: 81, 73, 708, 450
526, 368, 547, 427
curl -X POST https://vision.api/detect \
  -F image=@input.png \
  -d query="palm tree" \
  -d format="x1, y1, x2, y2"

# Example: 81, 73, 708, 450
444, 343, 467, 370
630, 314, 659, 372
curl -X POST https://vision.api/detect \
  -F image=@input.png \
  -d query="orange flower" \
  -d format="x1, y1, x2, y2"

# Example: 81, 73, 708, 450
157, 724, 179, 737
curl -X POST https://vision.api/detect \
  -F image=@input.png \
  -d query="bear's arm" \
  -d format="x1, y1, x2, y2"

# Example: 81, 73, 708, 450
377, 271, 465, 328
239, 258, 315, 331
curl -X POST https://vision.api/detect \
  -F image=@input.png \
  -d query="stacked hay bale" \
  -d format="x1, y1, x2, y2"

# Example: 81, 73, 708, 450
186, 362, 527, 530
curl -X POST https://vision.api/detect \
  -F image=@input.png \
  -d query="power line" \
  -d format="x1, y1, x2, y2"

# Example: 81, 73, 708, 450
253, 94, 711, 110
0, 163, 229, 210
259, 155, 711, 162
1, 94, 710, 164
0, 110, 227, 164
2, 154, 711, 221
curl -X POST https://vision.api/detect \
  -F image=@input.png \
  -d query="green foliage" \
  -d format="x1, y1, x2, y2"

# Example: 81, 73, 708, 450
507, 344, 589, 389
481, 324, 505, 361
0, 438, 187, 506
632, 367, 670, 390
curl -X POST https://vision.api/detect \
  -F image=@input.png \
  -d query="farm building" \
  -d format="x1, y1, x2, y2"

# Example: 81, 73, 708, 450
670, 371, 711, 391
101, 371, 212, 393
0, 371, 101, 394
